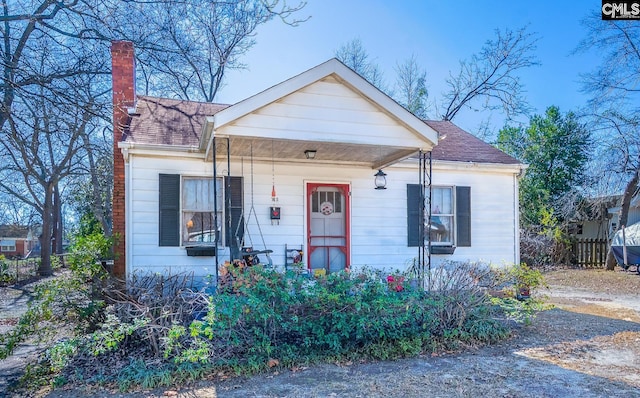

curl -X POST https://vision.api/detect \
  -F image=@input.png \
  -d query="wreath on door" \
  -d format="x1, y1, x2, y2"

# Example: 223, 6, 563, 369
320, 201, 334, 215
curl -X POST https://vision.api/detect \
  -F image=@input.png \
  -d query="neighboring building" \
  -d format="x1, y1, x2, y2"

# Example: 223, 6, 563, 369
567, 189, 640, 242
609, 188, 640, 234
568, 196, 617, 241
111, 41, 525, 281
0, 225, 37, 259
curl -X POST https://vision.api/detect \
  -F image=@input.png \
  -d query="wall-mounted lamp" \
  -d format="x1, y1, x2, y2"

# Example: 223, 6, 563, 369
304, 150, 317, 160
374, 169, 387, 190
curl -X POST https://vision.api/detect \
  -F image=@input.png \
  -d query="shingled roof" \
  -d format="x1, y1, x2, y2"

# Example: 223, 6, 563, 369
125, 96, 520, 166
0, 225, 30, 239
126, 96, 229, 146
425, 120, 521, 165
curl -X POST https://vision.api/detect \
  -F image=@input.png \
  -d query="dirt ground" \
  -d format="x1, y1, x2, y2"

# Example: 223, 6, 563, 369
3, 268, 640, 397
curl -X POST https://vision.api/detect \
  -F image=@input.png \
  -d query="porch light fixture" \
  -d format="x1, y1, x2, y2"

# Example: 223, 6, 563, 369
374, 169, 387, 190
304, 150, 317, 160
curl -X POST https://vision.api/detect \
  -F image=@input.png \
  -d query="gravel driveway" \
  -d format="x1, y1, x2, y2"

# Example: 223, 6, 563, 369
3, 269, 640, 397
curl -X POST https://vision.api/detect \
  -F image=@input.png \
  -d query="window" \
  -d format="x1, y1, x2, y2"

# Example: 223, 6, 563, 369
159, 174, 243, 248
0, 240, 16, 252
429, 187, 454, 245
407, 184, 471, 248
311, 190, 342, 214
182, 178, 222, 246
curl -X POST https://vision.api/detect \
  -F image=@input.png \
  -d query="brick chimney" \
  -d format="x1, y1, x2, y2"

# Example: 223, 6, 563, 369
111, 40, 136, 278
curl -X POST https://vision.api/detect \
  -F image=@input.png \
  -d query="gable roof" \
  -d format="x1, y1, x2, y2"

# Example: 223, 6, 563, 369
425, 120, 521, 165
123, 97, 521, 167
205, 58, 439, 148
126, 96, 228, 146
0, 225, 30, 239
122, 71, 521, 169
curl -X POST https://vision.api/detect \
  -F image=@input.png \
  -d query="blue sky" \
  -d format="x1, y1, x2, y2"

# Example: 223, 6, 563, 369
217, 0, 601, 135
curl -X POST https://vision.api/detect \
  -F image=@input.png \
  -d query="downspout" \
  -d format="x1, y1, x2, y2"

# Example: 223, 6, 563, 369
227, 137, 231, 264
213, 137, 219, 288
514, 167, 523, 265
125, 148, 133, 279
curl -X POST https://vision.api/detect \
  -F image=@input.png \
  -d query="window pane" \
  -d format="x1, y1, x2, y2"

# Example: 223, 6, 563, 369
430, 215, 453, 243
184, 211, 217, 243
432, 187, 452, 214
183, 178, 214, 211
215, 178, 223, 212
427, 187, 454, 245
312, 192, 319, 213
182, 178, 222, 245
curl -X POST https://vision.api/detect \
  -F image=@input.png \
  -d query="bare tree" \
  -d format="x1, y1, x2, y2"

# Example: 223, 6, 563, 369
0, 192, 39, 226
576, 16, 640, 270
95, 0, 308, 102
394, 55, 428, 118
336, 27, 538, 126
0, 0, 308, 275
441, 26, 539, 122
0, 65, 105, 275
592, 113, 639, 269
0, 1, 106, 132
335, 38, 386, 90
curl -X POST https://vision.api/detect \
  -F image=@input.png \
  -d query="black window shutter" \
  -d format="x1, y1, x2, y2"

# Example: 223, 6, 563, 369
159, 174, 180, 246
456, 186, 471, 247
225, 176, 244, 250
407, 184, 424, 247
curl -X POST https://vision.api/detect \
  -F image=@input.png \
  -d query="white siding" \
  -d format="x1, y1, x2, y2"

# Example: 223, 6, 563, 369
630, 206, 640, 226
127, 154, 519, 279
217, 77, 430, 149
579, 220, 609, 239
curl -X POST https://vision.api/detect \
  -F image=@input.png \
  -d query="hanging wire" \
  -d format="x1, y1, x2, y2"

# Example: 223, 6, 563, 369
242, 143, 271, 263
271, 139, 277, 200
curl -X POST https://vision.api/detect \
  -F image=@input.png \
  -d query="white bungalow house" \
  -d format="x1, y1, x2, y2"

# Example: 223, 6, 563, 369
111, 41, 524, 281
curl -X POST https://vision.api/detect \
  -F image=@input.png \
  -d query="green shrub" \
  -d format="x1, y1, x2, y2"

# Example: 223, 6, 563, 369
15, 260, 544, 393
0, 233, 110, 370
166, 264, 516, 374
0, 255, 15, 284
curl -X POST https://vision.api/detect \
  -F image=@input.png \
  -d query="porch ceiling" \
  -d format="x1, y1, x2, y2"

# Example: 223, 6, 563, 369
208, 136, 419, 169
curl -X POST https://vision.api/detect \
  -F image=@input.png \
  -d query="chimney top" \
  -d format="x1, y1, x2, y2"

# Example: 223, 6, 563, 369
111, 40, 136, 110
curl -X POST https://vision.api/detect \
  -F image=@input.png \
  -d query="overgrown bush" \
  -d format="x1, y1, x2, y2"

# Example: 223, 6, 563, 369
9, 260, 546, 393
0, 254, 14, 284
520, 225, 572, 269
0, 232, 110, 370
162, 264, 515, 373
102, 272, 209, 356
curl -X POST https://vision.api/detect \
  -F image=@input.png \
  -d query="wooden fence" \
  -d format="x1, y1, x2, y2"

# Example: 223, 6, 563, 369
571, 238, 609, 268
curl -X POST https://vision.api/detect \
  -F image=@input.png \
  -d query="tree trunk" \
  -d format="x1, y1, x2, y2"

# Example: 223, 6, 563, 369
38, 184, 54, 276
81, 132, 112, 237
606, 168, 640, 270
53, 183, 63, 254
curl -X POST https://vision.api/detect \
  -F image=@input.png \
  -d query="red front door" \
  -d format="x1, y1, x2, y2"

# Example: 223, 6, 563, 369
307, 183, 350, 274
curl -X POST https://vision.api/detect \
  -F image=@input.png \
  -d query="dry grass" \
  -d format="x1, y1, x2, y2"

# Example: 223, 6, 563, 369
544, 267, 640, 295
518, 331, 640, 388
